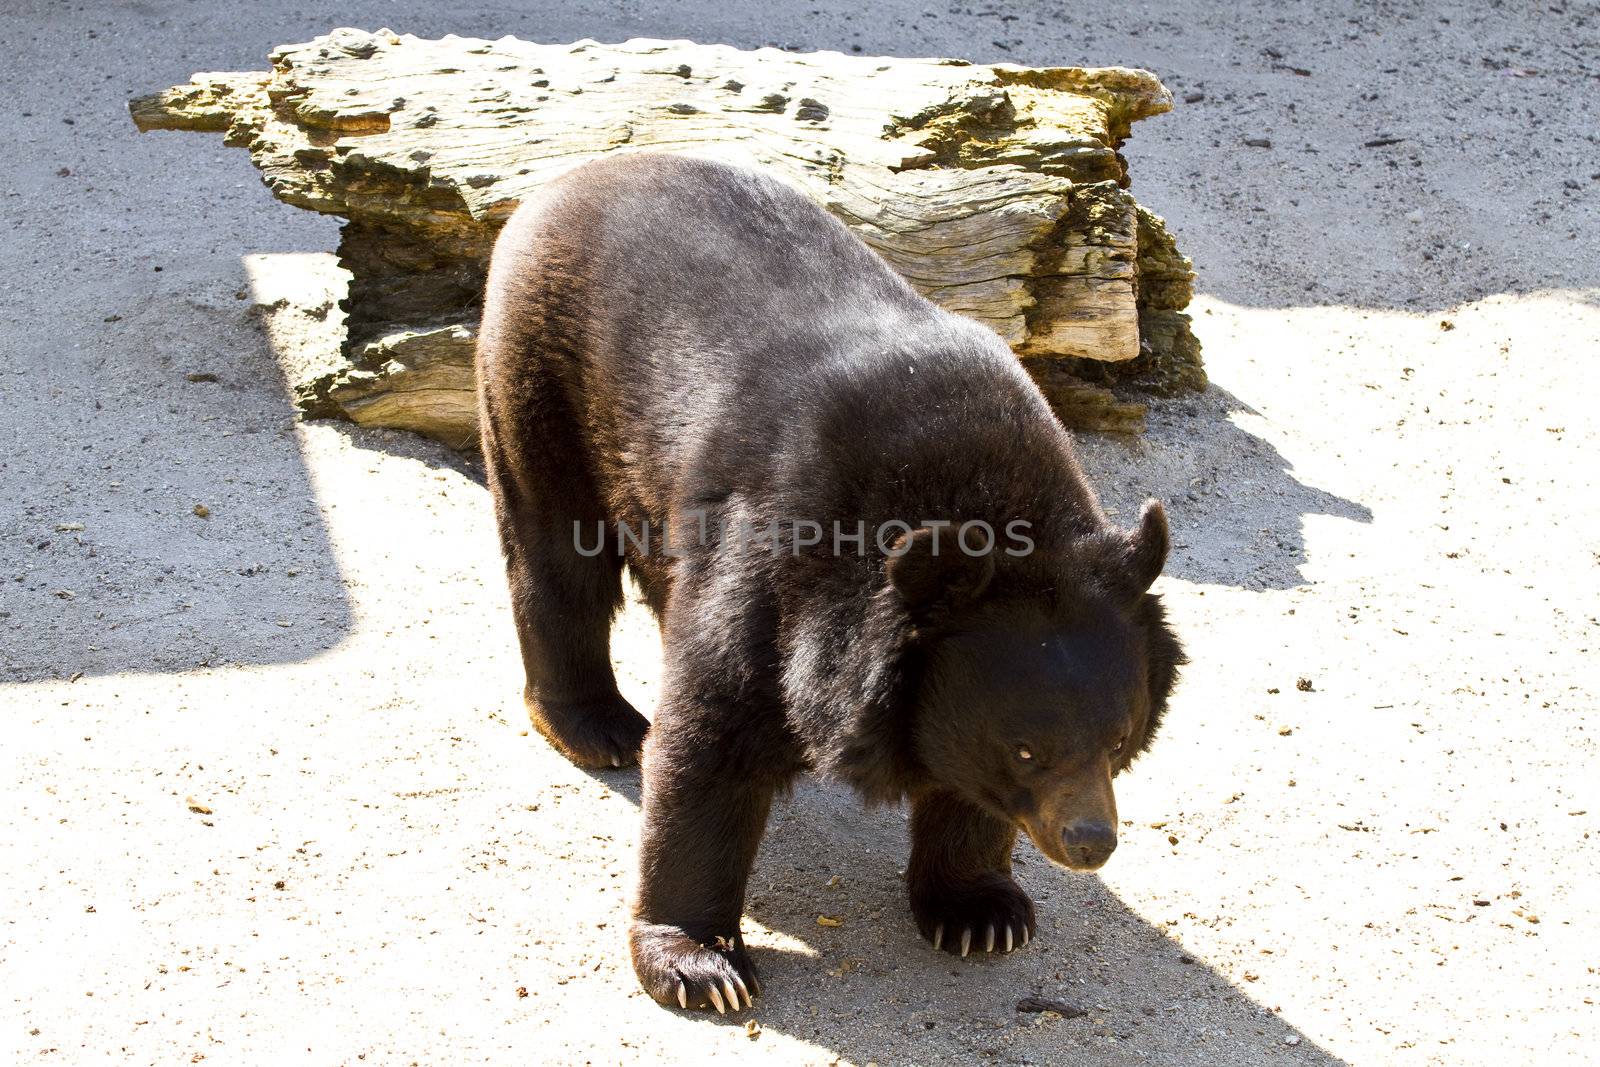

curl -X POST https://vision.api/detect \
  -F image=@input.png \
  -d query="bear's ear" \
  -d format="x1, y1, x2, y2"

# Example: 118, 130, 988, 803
1116, 499, 1170, 600
885, 527, 996, 611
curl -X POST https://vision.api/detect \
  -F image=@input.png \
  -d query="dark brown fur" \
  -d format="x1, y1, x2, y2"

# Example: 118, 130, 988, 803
476, 153, 1184, 1011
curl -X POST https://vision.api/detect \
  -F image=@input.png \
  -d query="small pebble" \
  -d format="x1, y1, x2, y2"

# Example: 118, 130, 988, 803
1016, 996, 1086, 1018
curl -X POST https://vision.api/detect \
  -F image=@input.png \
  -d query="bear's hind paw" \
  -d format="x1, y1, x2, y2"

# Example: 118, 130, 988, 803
526, 690, 649, 769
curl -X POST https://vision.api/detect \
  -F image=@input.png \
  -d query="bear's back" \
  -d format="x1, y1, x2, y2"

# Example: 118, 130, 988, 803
486, 153, 1086, 559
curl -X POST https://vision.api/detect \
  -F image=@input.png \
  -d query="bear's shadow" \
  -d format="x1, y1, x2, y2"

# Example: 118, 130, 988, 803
586, 768, 1347, 1064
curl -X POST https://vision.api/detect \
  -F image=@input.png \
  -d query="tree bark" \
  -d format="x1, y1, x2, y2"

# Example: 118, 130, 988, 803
132, 28, 1202, 443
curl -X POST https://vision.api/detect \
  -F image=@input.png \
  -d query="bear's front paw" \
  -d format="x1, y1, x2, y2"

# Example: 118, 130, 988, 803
525, 689, 650, 769
910, 873, 1036, 958
630, 922, 759, 1013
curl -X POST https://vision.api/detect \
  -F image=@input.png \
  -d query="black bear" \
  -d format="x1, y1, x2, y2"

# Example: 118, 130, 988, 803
476, 153, 1183, 1013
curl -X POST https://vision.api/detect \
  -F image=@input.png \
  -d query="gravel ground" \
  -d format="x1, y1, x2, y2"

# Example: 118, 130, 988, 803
2, 2, 1597, 1064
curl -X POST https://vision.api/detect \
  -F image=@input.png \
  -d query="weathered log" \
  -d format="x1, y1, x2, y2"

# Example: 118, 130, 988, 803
132, 28, 1201, 444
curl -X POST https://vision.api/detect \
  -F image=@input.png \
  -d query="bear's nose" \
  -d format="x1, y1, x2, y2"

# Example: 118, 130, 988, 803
1061, 820, 1117, 869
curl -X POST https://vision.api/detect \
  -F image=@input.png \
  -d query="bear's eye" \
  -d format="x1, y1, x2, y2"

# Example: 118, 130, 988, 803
1016, 745, 1033, 762
1110, 735, 1128, 756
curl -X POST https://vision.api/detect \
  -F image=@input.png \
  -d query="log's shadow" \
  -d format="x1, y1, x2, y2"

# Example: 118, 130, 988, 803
0, 269, 355, 683
1075, 386, 1372, 591
578, 767, 1346, 1065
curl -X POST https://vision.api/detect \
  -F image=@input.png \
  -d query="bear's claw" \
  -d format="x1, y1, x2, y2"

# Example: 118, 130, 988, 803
932, 920, 1026, 956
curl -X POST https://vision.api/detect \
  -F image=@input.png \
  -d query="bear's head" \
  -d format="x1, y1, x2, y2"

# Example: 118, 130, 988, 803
888, 500, 1184, 871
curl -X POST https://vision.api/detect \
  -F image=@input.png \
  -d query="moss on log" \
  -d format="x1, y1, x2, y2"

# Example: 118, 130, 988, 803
133, 28, 1201, 442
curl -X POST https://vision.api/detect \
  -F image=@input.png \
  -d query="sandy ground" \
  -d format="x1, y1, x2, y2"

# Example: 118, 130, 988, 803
2, 1, 1598, 1064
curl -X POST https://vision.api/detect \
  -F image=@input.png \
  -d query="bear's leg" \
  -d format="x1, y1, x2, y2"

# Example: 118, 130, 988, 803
479, 355, 649, 770
629, 720, 773, 1012
907, 790, 1036, 957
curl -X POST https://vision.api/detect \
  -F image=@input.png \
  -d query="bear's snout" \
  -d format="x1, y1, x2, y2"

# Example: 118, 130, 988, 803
1014, 756, 1120, 871
1061, 819, 1117, 870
